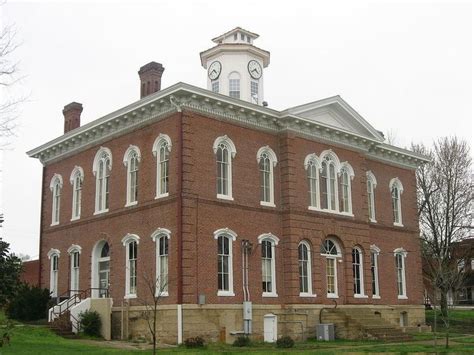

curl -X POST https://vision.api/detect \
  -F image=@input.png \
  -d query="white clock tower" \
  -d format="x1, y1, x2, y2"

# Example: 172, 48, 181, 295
200, 27, 270, 105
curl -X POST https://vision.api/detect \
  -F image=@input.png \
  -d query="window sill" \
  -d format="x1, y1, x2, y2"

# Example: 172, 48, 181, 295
94, 209, 109, 215
155, 193, 169, 200
260, 201, 276, 207
327, 294, 339, 299
307, 206, 354, 218
217, 194, 234, 201
372, 295, 381, 299
262, 292, 278, 298
299, 293, 317, 298
354, 294, 369, 298
50, 222, 59, 227
397, 295, 408, 300
125, 201, 138, 208
369, 218, 377, 223
124, 294, 137, 299
393, 222, 404, 227
156, 291, 168, 297
217, 291, 235, 297
70, 216, 80, 222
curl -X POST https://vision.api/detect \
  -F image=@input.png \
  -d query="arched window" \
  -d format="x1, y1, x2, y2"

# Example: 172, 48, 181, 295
257, 146, 277, 206
320, 238, 341, 298
70, 167, 84, 220
320, 150, 340, 211
352, 247, 366, 297
366, 171, 377, 222
67, 245, 81, 295
370, 245, 380, 298
389, 178, 404, 226
214, 228, 237, 296
394, 248, 408, 299
153, 134, 172, 199
48, 249, 60, 297
213, 136, 237, 200
258, 233, 279, 297
122, 234, 140, 298
298, 241, 314, 296
93, 147, 112, 214
50, 174, 63, 226
305, 154, 321, 209
339, 162, 354, 214
151, 228, 171, 296
228, 72, 240, 99
123, 145, 141, 206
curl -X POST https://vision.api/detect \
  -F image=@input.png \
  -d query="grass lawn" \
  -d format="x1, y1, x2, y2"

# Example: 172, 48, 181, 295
426, 309, 474, 334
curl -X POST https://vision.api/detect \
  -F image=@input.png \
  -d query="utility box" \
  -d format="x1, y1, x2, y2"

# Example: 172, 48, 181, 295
316, 323, 335, 341
243, 301, 252, 320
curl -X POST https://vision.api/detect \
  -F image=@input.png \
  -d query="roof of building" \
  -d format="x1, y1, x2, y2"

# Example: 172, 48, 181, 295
211, 27, 259, 43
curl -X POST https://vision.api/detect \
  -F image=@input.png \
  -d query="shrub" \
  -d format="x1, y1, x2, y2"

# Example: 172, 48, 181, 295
276, 335, 294, 348
79, 310, 102, 337
6, 283, 50, 321
233, 335, 251, 347
184, 336, 205, 348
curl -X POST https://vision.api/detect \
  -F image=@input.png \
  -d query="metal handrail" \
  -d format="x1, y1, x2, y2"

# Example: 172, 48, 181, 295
50, 287, 109, 321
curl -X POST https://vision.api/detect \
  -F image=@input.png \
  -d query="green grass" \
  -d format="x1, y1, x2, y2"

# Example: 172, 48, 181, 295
426, 309, 474, 334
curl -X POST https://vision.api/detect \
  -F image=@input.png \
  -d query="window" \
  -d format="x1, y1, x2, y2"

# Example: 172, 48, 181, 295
214, 228, 237, 296
320, 151, 340, 211
394, 248, 407, 299
70, 167, 84, 220
298, 241, 314, 296
212, 80, 219, 93
257, 146, 277, 207
228, 72, 240, 99
123, 146, 141, 206
213, 135, 237, 200
305, 154, 321, 210
370, 245, 380, 298
93, 147, 112, 214
48, 249, 60, 297
50, 174, 63, 225
258, 233, 279, 297
339, 162, 354, 214
68, 245, 81, 295
151, 228, 171, 296
240, 33, 244, 41
233, 33, 237, 40
366, 171, 377, 222
250, 81, 258, 104
457, 259, 465, 273
122, 234, 140, 298
390, 178, 404, 226
321, 238, 341, 298
153, 134, 172, 199
352, 247, 366, 297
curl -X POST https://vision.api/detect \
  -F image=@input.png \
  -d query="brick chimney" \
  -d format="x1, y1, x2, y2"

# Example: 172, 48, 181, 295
138, 61, 165, 99
63, 102, 83, 133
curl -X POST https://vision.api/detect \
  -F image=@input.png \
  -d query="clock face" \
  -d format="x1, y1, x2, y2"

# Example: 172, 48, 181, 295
208, 61, 222, 80
248, 60, 262, 79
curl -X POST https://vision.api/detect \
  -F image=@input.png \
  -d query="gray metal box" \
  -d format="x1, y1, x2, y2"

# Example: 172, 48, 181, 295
316, 323, 335, 341
243, 301, 252, 320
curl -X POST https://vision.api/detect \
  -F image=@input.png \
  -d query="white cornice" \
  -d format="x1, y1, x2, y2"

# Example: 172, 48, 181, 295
27, 82, 430, 169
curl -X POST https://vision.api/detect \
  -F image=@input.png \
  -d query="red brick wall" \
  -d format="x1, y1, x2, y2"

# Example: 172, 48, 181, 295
20, 259, 40, 287
39, 109, 423, 306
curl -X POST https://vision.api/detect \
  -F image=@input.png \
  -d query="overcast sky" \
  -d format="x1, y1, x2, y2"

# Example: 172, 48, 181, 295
1, 0, 472, 257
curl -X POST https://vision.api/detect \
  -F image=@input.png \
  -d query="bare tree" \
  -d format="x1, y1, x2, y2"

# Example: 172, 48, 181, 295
413, 137, 473, 347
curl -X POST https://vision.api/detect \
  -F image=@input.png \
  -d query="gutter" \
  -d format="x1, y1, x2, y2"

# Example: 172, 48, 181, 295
38, 166, 45, 288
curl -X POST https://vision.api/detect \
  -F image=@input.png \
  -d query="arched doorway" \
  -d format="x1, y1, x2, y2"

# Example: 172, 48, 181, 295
91, 240, 110, 298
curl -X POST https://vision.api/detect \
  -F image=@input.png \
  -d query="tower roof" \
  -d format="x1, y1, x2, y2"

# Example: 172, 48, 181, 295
211, 27, 259, 43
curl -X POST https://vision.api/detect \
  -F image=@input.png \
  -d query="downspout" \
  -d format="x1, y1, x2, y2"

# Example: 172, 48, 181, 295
170, 96, 183, 344
38, 165, 45, 288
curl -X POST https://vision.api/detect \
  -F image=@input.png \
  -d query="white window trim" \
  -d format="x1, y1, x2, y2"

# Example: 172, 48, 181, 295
123, 145, 141, 207
370, 244, 381, 299
320, 149, 341, 212
394, 248, 408, 299
352, 247, 367, 298
69, 166, 84, 221
321, 238, 342, 298
152, 134, 172, 199
67, 245, 82, 294
258, 233, 279, 297
50, 174, 63, 226
214, 228, 237, 297
340, 162, 355, 215
304, 153, 322, 210
93, 147, 112, 215
48, 249, 60, 297
366, 170, 377, 223
389, 177, 404, 227
213, 135, 237, 200
298, 240, 316, 298
257, 146, 278, 207
122, 233, 140, 299
151, 228, 171, 297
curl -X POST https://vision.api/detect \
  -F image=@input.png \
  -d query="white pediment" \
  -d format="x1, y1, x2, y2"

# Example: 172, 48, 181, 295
285, 96, 384, 141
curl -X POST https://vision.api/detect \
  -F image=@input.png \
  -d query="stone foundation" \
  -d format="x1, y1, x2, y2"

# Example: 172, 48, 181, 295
111, 303, 426, 344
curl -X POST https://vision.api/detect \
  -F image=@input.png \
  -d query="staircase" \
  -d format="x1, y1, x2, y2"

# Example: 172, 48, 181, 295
49, 311, 78, 338
321, 308, 412, 342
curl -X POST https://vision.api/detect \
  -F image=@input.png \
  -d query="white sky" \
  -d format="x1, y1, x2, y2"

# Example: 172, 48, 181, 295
1, 0, 472, 257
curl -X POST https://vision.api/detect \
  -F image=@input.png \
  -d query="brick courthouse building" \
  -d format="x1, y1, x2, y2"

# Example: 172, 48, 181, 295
28, 28, 429, 342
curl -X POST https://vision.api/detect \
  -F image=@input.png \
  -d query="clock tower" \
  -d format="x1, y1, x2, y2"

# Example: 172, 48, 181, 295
200, 27, 270, 105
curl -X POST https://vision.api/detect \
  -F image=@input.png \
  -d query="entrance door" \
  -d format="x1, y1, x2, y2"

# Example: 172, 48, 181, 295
263, 314, 277, 342
99, 259, 110, 298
